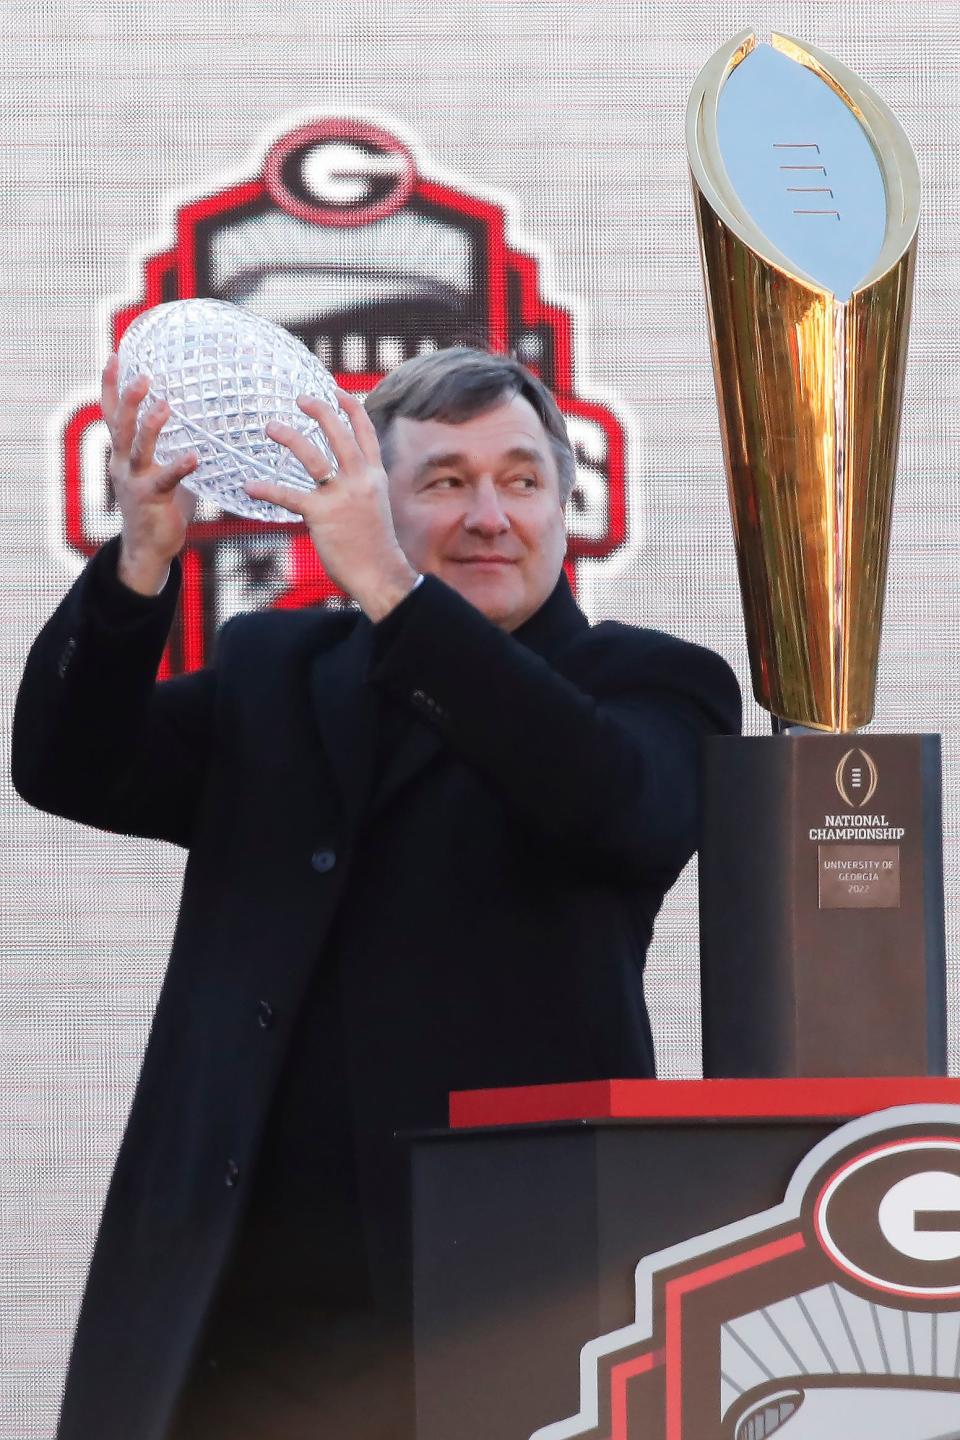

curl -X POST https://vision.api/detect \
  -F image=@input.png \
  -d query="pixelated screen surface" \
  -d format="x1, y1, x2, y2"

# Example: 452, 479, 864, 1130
2, 1, 958, 1432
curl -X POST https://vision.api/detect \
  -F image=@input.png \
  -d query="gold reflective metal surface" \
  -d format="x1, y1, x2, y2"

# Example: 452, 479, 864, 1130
686, 34, 920, 730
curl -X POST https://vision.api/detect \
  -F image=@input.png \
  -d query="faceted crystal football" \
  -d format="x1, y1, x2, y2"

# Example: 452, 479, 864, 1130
116, 299, 348, 523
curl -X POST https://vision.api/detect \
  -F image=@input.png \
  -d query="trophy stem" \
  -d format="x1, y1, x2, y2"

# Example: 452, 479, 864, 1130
833, 301, 849, 728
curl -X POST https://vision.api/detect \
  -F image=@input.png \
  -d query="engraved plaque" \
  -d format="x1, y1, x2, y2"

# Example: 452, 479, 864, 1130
818, 843, 901, 909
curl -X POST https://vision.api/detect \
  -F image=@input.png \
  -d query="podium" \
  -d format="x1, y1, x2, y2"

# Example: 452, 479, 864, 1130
411, 1077, 960, 1440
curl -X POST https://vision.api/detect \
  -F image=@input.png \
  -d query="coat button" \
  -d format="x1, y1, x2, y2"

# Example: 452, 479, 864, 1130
224, 1159, 240, 1188
256, 999, 275, 1030
57, 637, 77, 678
411, 688, 446, 721
311, 848, 337, 873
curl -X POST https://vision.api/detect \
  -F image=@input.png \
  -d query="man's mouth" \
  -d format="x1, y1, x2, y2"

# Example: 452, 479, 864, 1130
451, 556, 518, 565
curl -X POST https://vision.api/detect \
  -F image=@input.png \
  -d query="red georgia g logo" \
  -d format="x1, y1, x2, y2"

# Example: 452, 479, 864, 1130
815, 1136, 960, 1299
263, 120, 416, 226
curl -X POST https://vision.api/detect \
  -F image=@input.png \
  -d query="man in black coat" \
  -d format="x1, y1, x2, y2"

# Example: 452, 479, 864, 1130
12, 346, 741, 1440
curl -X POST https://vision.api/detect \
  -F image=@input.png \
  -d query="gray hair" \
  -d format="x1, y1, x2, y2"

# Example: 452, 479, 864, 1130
364, 347, 576, 504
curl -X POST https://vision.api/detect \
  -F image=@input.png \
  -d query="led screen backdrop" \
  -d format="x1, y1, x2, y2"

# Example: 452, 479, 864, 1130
2, 1, 958, 1433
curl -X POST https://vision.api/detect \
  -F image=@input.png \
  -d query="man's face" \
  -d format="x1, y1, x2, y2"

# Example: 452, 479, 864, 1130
384, 394, 568, 632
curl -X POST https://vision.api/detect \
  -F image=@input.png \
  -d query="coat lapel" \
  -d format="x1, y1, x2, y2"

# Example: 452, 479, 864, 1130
309, 617, 380, 832
372, 712, 443, 817
310, 616, 444, 826
368, 572, 588, 816
308, 572, 588, 828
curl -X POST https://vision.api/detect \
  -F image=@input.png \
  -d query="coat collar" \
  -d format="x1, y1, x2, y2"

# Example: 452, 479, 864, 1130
310, 567, 589, 828
510, 566, 589, 661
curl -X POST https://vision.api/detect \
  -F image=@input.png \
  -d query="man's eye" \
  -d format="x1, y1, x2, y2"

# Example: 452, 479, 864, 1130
511, 475, 539, 489
431, 476, 462, 488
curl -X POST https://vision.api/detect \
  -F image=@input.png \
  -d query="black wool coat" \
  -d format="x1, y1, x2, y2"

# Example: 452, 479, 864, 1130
12, 538, 741, 1440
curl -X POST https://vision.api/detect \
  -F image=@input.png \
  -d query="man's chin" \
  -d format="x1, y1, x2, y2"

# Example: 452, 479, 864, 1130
439, 563, 522, 627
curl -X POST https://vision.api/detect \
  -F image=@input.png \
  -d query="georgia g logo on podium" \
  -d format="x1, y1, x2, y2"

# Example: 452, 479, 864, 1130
532, 1107, 960, 1440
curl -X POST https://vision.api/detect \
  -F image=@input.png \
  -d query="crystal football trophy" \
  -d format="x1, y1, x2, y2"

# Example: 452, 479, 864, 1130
688, 34, 946, 1077
116, 299, 348, 523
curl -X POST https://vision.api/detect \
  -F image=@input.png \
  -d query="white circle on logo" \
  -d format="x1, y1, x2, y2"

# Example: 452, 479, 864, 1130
878, 1170, 960, 1261
302, 142, 405, 207
263, 122, 417, 228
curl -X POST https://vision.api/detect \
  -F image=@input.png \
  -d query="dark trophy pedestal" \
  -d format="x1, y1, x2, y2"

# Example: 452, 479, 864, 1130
698, 733, 947, 1077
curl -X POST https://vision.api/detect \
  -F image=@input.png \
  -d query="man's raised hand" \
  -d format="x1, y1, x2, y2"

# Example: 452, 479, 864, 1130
246, 387, 419, 622
101, 354, 199, 596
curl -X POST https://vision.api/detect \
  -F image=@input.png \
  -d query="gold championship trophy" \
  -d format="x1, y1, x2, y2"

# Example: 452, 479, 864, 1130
689, 33, 947, 1076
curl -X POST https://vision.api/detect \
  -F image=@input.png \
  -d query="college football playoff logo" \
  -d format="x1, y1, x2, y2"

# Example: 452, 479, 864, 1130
835, 747, 879, 809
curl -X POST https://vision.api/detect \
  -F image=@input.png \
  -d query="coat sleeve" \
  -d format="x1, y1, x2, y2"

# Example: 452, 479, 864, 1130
368, 575, 742, 878
11, 537, 218, 849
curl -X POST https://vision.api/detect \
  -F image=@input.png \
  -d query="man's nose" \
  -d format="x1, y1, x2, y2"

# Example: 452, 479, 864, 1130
463, 480, 510, 535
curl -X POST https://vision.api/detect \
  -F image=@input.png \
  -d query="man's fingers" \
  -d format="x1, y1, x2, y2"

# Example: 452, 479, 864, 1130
265, 419, 339, 481
129, 399, 170, 470
112, 373, 150, 455
243, 475, 309, 517
334, 387, 382, 467
100, 354, 120, 432
293, 394, 361, 473
153, 452, 199, 495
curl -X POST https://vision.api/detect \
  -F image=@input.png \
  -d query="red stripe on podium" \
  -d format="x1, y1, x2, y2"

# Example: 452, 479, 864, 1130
448, 1076, 960, 1129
